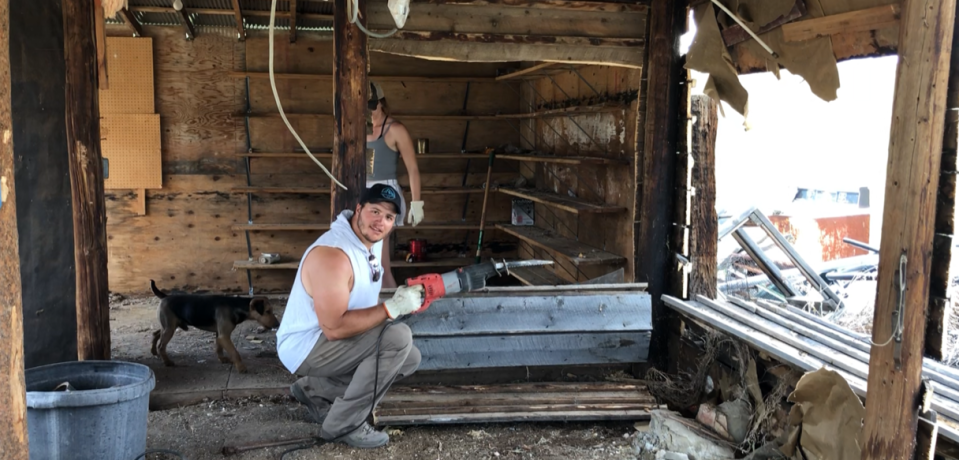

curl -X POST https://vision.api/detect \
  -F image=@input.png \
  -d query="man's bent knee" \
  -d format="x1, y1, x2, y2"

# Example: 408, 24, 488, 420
382, 322, 413, 351
401, 345, 421, 377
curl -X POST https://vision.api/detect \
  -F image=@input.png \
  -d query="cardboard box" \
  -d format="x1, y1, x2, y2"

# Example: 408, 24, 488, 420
511, 199, 534, 226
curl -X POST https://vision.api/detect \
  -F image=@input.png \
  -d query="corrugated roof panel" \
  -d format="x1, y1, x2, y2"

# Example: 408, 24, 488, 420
245, 15, 291, 29
136, 11, 181, 26
300, 1, 334, 15
193, 13, 238, 27
241, 0, 291, 13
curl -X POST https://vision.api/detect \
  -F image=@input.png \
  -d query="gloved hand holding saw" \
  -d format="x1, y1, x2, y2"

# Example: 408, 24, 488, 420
382, 284, 427, 319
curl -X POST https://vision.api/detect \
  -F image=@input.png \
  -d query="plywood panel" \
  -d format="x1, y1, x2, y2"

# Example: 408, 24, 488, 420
99, 37, 154, 114
102, 114, 162, 189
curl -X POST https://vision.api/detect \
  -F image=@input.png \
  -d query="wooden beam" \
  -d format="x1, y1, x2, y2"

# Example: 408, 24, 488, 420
669, 58, 692, 299
130, 6, 332, 21
688, 95, 717, 299
331, 0, 369, 218
0, 0, 29, 455
230, 0, 246, 41
175, 8, 196, 40
781, 4, 901, 42
388, 31, 644, 47
64, 0, 111, 361
119, 8, 143, 37
635, 0, 687, 371
861, 0, 957, 455
136, 188, 146, 216
290, 0, 298, 43
495, 62, 558, 81
229, 71, 497, 82
94, 0, 107, 90
411, 0, 649, 12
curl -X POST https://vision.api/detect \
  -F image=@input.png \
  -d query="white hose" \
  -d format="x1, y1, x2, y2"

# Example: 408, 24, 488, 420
346, 0, 399, 38
269, 0, 347, 190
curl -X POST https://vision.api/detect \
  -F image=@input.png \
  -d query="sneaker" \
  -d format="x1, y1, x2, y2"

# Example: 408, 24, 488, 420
290, 381, 331, 424
338, 422, 389, 448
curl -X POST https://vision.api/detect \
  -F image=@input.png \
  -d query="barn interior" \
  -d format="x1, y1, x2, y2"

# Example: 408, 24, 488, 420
3, 0, 959, 457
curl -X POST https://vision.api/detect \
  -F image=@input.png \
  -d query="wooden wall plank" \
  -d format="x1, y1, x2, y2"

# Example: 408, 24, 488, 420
861, 0, 957, 455
0, 0, 29, 454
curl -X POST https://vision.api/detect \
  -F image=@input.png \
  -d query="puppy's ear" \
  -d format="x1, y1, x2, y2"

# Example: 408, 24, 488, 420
250, 298, 266, 315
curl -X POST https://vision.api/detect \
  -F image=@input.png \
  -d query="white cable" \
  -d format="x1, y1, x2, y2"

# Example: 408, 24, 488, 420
709, 0, 778, 58
269, 0, 347, 190
346, 0, 398, 38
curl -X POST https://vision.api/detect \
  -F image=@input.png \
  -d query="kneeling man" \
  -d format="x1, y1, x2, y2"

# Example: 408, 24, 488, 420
276, 184, 426, 448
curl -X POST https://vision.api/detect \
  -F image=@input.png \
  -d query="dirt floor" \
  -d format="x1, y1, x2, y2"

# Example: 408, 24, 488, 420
111, 294, 645, 460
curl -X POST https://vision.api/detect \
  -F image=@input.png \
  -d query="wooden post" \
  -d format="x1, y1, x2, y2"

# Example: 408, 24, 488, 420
0, 0, 30, 455
669, 60, 692, 300
64, 0, 111, 361
290, 0, 298, 43
861, 0, 957, 456
927, 0, 959, 361
331, 0, 369, 219
230, 0, 246, 41
688, 95, 718, 299
635, 0, 687, 369
119, 8, 143, 37
94, 0, 107, 90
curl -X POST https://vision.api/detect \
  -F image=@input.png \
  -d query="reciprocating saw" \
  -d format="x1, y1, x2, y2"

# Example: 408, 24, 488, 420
405, 259, 553, 309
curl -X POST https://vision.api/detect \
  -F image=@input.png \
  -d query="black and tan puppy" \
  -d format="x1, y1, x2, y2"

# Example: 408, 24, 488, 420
149, 280, 280, 373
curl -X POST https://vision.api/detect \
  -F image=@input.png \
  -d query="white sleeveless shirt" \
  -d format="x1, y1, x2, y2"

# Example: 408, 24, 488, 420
276, 210, 384, 373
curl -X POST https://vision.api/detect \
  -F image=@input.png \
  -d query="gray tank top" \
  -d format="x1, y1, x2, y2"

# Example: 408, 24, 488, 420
367, 121, 398, 180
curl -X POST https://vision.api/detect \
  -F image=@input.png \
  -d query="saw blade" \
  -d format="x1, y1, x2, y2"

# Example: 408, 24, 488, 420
494, 259, 554, 271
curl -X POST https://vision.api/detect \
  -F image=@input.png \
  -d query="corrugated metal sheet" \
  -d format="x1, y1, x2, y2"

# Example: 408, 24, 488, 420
242, 0, 292, 13
193, 13, 237, 28
300, 0, 334, 15
404, 292, 652, 370
136, 11, 181, 26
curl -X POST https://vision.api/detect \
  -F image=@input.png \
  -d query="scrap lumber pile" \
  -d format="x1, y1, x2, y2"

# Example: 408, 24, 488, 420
662, 294, 959, 449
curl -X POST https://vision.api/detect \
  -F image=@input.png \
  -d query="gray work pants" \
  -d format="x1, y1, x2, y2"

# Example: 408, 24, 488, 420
294, 321, 421, 439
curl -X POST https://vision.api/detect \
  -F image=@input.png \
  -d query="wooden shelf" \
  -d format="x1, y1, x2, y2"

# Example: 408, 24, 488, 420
496, 225, 625, 266
234, 257, 475, 271
496, 103, 627, 119
233, 223, 331, 231
494, 154, 626, 165
508, 266, 569, 286
237, 152, 333, 159
230, 71, 498, 83
236, 113, 501, 121
497, 187, 625, 214
237, 152, 490, 160
231, 186, 330, 194
421, 187, 486, 195
233, 222, 505, 232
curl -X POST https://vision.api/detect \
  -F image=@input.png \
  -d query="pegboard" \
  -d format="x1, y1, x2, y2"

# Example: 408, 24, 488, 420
101, 114, 162, 190
99, 37, 154, 114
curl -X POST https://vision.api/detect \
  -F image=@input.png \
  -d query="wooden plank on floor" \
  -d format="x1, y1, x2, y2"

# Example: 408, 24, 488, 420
375, 381, 655, 425
496, 224, 625, 266
508, 266, 568, 286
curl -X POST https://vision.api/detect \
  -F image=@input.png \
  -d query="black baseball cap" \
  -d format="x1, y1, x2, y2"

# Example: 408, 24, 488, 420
360, 183, 402, 214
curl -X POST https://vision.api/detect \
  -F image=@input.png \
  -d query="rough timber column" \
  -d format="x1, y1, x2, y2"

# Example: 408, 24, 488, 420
861, 0, 956, 456
635, 0, 687, 369
64, 0, 111, 360
0, 0, 30, 454
331, 0, 369, 217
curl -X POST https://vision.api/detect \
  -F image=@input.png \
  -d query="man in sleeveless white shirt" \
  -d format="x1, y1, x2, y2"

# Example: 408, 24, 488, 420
275, 184, 426, 448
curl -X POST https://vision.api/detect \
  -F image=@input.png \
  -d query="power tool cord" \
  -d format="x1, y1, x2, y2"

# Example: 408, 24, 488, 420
278, 320, 400, 459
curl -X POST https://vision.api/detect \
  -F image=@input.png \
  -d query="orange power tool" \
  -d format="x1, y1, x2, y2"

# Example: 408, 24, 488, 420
405, 259, 553, 310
